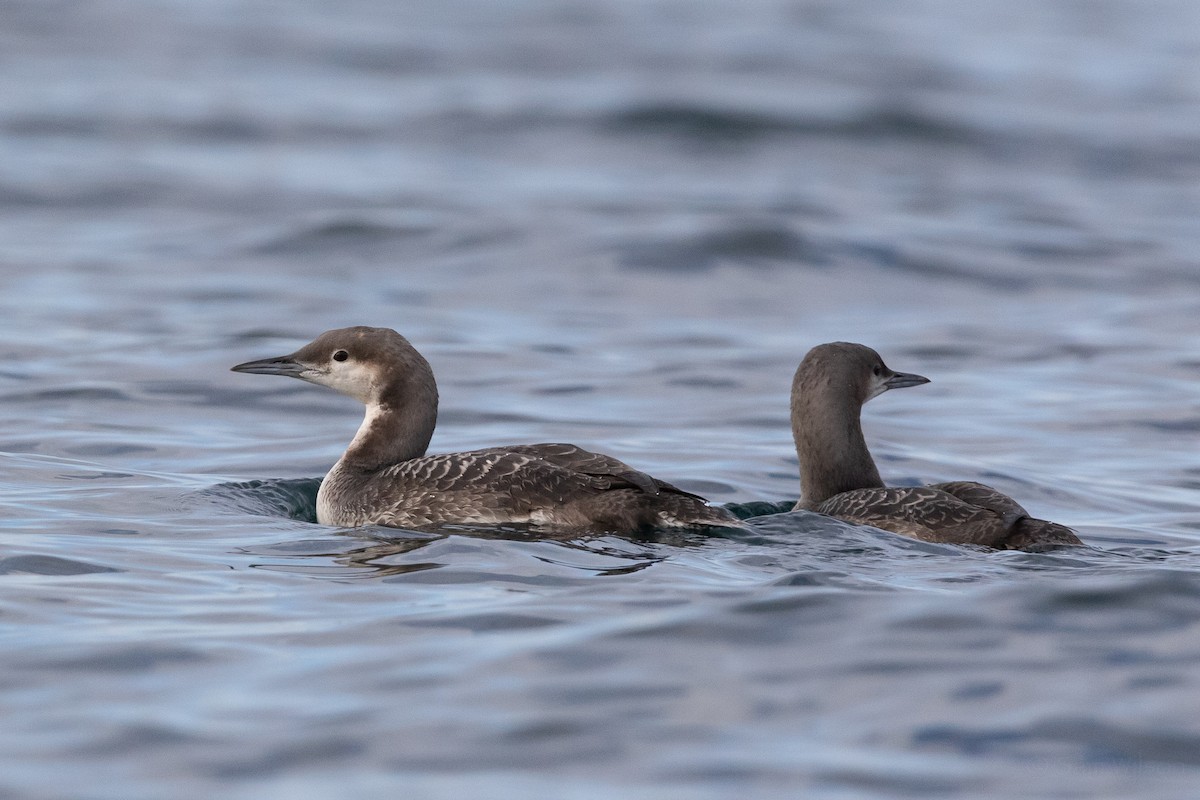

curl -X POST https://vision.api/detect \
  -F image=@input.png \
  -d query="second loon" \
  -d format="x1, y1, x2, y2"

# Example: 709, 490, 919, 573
231, 326, 741, 533
787, 341, 1082, 550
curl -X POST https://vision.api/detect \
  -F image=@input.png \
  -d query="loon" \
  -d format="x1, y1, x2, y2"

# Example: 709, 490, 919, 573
787, 342, 1082, 549
231, 326, 740, 533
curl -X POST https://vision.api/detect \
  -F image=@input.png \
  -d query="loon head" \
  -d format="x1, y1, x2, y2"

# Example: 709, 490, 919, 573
231, 326, 434, 406
793, 341, 930, 409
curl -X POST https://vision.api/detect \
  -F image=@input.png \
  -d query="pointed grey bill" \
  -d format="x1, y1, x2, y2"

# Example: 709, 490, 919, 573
230, 355, 306, 378
885, 370, 930, 390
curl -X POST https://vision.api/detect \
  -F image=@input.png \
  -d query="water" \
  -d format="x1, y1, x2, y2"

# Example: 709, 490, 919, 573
3, 1, 1200, 797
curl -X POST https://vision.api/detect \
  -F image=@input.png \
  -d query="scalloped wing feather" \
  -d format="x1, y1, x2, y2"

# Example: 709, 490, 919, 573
325, 446, 735, 531
816, 486, 1014, 547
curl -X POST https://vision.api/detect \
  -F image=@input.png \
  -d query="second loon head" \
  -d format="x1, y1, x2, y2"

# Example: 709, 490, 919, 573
231, 326, 434, 405
794, 342, 930, 407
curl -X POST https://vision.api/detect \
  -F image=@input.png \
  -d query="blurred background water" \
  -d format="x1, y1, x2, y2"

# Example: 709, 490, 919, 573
2, 1, 1200, 797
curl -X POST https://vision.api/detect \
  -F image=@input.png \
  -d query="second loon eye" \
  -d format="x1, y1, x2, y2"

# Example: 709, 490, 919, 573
333, 350, 349, 362
872, 365, 882, 376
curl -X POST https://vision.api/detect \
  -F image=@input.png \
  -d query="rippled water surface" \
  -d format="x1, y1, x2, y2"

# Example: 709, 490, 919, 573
4, 1, 1200, 797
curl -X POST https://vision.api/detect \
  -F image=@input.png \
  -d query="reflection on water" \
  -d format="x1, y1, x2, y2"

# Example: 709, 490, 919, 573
241, 530, 665, 580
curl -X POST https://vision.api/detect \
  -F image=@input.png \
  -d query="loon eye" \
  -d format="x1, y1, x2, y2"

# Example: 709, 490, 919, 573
332, 350, 349, 363
872, 364, 882, 377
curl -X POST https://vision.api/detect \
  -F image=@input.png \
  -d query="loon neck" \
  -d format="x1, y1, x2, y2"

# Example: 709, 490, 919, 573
340, 396, 437, 472
793, 385, 884, 509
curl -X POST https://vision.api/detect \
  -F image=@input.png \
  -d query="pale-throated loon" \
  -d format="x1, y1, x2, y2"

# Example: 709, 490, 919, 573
231, 326, 741, 533
784, 342, 1082, 549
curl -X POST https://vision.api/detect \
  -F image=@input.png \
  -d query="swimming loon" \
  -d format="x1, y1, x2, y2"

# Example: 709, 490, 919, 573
787, 342, 1082, 549
231, 326, 741, 533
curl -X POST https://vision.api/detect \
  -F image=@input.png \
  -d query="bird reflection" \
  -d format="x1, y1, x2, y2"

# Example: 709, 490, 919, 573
333, 524, 681, 578
242, 521, 727, 579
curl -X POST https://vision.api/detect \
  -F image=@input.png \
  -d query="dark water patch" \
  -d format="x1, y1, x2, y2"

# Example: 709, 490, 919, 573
603, 104, 980, 146
951, 680, 1006, 701
209, 736, 366, 780
979, 549, 1103, 571
814, 764, 977, 797
1136, 416, 1200, 433
385, 569, 584, 587
405, 612, 561, 632
75, 723, 208, 756
913, 724, 1030, 757
4, 114, 104, 138
540, 682, 685, 707
241, 537, 372, 557
55, 469, 137, 480
390, 727, 625, 773
437, 408, 559, 426
0, 178, 177, 209
604, 104, 802, 142
1079, 140, 1200, 181
249, 216, 437, 256
0, 440, 42, 454
1016, 571, 1200, 634
227, 328, 315, 344
665, 376, 742, 389
1038, 718, 1200, 767
1011, 237, 1123, 263
734, 586, 863, 615
899, 344, 985, 361
8, 112, 381, 146
530, 343, 576, 355
620, 223, 826, 272
143, 115, 274, 144
1175, 467, 1200, 491
593, 560, 660, 576
673, 478, 737, 496
37, 646, 204, 673
181, 287, 276, 304
653, 333, 742, 349
142, 380, 266, 406
893, 611, 989, 632
252, 560, 443, 579
203, 478, 321, 522
324, 42, 444, 75
532, 383, 595, 395
1126, 673, 1186, 689
916, 717, 1200, 767
612, 600, 845, 646
63, 444, 153, 458
844, 243, 1033, 291
380, 288, 432, 306
768, 570, 883, 590
211, 388, 345, 416
726, 500, 795, 520
3, 387, 131, 404
0, 555, 118, 576
1021, 341, 1137, 362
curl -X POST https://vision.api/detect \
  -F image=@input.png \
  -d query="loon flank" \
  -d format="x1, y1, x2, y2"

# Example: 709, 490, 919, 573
231, 326, 740, 533
789, 342, 1082, 549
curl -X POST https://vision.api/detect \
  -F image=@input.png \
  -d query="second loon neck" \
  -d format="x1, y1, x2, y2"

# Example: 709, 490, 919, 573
794, 390, 885, 508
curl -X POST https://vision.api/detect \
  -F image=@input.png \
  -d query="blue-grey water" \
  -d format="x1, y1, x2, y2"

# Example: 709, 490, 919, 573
3, 1, 1200, 797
